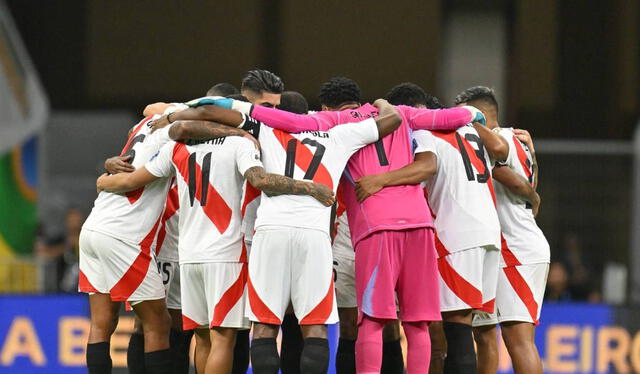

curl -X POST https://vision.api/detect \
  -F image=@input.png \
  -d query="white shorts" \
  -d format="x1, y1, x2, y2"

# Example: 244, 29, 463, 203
473, 263, 549, 327
333, 256, 356, 309
181, 262, 249, 330
439, 245, 500, 313
78, 228, 165, 302
247, 226, 338, 325
156, 259, 181, 310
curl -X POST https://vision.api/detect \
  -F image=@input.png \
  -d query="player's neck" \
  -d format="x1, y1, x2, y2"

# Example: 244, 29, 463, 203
335, 102, 360, 111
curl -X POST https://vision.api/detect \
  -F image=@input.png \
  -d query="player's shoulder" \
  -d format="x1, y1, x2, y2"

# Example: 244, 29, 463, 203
453, 123, 479, 136
413, 129, 434, 139
495, 126, 515, 138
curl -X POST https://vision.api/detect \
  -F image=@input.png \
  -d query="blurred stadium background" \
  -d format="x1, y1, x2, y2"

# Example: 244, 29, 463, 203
0, 1, 639, 373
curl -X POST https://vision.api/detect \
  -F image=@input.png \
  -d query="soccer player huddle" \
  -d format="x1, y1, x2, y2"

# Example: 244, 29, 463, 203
78, 70, 549, 374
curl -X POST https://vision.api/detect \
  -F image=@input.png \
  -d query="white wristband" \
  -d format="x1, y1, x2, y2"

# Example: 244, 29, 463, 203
231, 100, 253, 115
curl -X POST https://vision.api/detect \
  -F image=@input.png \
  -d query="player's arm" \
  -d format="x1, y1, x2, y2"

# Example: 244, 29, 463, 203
153, 97, 325, 133
473, 123, 508, 162
96, 167, 159, 193
404, 105, 486, 131
168, 120, 248, 140
513, 128, 539, 189
492, 165, 540, 216
243, 166, 336, 207
372, 99, 402, 137
355, 151, 436, 202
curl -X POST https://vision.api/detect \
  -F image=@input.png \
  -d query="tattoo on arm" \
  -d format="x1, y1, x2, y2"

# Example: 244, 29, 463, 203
244, 166, 314, 197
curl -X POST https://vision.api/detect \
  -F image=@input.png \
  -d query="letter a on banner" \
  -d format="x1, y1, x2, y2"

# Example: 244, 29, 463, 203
0, 317, 46, 366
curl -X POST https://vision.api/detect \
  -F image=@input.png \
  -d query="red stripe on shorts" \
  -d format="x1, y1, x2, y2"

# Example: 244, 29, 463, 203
300, 279, 335, 325
478, 298, 495, 313
211, 264, 248, 328
109, 217, 161, 301
247, 275, 281, 325
435, 236, 482, 309
503, 266, 539, 324
78, 270, 98, 293
182, 314, 201, 330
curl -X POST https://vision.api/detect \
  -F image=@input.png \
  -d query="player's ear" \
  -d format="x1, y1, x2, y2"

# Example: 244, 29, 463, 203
321, 105, 330, 111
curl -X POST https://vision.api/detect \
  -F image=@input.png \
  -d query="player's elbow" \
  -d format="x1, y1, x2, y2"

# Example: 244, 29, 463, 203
415, 161, 436, 181
169, 122, 187, 140
489, 143, 509, 162
245, 167, 267, 190
376, 112, 402, 137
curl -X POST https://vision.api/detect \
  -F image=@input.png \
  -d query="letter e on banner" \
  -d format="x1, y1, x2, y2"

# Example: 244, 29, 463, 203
546, 325, 578, 372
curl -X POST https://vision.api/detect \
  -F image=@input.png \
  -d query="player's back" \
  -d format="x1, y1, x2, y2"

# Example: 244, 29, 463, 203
415, 125, 501, 253
167, 137, 251, 264
240, 117, 379, 236
83, 116, 173, 244
341, 105, 433, 245
494, 127, 549, 265
247, 102, 476, 245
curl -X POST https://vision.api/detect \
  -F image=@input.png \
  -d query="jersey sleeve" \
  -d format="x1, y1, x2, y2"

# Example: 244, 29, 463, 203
146, 142, 176, 178
330, 118, 379, 153
152, 123, 174, 143
235, 138, 265, 176
413, 130, 438, 156
400, 105, 473, 131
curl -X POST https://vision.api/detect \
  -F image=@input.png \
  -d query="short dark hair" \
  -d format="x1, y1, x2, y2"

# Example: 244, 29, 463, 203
227, 94, 250, 102
318, 77, 361, 108
207, 82, 239, 97
454, 86, 498, 111
241, 69, 284, 95
386, 83, 443, 109
278, 91, 309, 114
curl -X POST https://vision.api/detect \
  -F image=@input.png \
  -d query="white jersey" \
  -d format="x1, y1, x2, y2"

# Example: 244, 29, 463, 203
414, 125, 501, 253
494, 127, 550, 265
240, 116, 379, 235
241, 182, 261, 244
83, 116, 173, 244
146, 136, 263, 264
155, 179, 180, 262
331, 183, 354, 260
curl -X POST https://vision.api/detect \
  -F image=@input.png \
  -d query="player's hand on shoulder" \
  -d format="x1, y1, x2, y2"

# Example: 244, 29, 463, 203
372, 98, 390, 108
310, 183, 336, 207
513, 128, 535, 153
104, 155, 134, 174
143, 102, 171, 117
149, 115, 171, 133
355, 174, 384, 202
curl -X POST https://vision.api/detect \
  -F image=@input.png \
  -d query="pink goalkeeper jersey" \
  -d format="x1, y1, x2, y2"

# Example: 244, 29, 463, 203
251, 104, 474, 245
